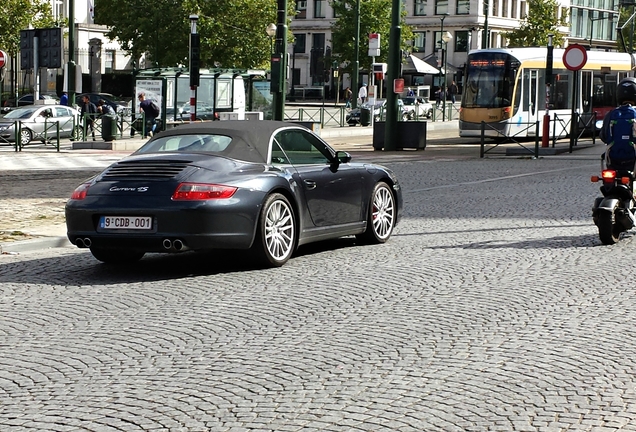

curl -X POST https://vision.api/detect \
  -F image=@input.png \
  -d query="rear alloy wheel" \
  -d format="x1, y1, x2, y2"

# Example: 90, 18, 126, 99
90, 247, 145, 264
253, 193, 296, 267
20, 128, 32, 146
357, 182, 396, 244
598, 202, 622, 245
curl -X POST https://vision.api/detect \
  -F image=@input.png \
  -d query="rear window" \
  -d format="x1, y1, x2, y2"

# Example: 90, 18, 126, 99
4, 108, 37, 119
136, 134, 233, 154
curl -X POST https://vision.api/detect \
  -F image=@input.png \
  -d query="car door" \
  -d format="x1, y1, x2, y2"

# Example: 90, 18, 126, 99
54, 107, 75, 136
274, 129, 363, 227
31, 108, 50, 137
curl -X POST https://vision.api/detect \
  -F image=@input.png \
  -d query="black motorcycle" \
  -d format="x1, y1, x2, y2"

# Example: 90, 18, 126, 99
592, 164, 636, 244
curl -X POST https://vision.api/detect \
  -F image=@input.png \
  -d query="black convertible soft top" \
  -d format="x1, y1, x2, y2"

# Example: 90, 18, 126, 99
144, 120, 309, 163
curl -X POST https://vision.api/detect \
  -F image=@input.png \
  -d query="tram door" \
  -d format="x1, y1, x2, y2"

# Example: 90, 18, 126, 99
523, 69, 540, 135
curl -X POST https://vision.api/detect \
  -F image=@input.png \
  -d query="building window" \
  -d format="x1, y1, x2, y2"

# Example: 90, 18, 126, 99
502, 0, 509, 17
314, 0, 326, 18
294, 34, 306, 53
511, 0, 517, 18
492, 0, 499, 17
105, 50, 115, 73
456, 0, 470, 14
435, 0, 449, 15
520, 0, 527, 18
433, 31, 442, 51
310, 33, 325, 85
297, 0, 307, 10
454, 31, 469, 52
413, 32, 426, 52
415, 0, 427, 15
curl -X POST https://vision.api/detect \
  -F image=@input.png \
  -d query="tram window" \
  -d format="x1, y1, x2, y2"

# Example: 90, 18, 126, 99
552, 72, 571, 110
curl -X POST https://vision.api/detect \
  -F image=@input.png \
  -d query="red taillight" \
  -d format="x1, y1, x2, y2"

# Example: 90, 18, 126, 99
171, 183, 237, 200
602, 170, 617, 180
70, 183, 91, 200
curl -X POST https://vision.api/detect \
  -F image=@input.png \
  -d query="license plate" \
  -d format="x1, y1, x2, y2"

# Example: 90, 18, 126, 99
99, 216, 153, 230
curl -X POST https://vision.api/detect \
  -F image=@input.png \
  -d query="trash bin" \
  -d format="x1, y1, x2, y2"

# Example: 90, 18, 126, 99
101, 115, 117, 141
360, 106, 371, 126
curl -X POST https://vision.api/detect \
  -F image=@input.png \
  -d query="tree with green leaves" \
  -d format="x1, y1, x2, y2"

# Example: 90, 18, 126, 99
503, 0, 567, 48
330, 0, 413, 76
96, 0, 293, 69
0, 0, 56, 56
617, 5, 636, 53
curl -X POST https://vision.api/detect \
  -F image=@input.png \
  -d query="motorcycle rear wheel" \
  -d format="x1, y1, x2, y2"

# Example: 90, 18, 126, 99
598, 203, 622, 245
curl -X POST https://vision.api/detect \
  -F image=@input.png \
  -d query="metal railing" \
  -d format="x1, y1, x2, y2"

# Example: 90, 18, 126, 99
480, 120, 541, 158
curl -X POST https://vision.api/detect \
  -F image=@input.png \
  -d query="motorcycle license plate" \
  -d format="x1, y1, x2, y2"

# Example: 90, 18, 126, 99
99, 216, 153, 230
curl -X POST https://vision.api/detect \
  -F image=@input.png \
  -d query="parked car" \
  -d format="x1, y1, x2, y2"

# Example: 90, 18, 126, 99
2, 94, 59, 112
0, 105, 81, 145
65, 120, 402, 267
75, 93, 128, 114
346, 100, 408, 126
402, 96, 433, 119
165, 101, 218, 121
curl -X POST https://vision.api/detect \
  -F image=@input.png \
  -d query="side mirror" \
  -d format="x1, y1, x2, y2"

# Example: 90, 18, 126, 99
335, 150, 352, 164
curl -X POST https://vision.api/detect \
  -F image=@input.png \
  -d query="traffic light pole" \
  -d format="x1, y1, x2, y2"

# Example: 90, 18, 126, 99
383, 0, 402, 151
68, 0, 76, 107
352, 0, 360, 110
189, 15, 200, 123
272, 0, 288, 121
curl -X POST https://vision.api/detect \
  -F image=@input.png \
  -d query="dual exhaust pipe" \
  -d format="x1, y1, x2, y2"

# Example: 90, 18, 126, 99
75, 237, 92, 248
75, 237, 186, 251
163, 238, 185, 251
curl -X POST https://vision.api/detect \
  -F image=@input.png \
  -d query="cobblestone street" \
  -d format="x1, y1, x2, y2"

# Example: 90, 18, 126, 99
0, 170, 98, 242
5, 152, 636, 431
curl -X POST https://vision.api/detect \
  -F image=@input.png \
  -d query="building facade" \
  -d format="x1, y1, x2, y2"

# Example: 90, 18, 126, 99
1, 0, 132, 98
288, 0, 620, 96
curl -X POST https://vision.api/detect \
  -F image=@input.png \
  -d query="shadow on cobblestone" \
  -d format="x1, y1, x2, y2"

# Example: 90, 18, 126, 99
0, 237, 361, 285
426, 232, 601, 250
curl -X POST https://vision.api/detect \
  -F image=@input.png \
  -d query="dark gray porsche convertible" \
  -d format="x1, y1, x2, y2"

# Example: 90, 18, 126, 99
65, 121, 402, 267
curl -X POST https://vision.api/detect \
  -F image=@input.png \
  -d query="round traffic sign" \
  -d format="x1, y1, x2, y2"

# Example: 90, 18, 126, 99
0, 50, 6, 69
563, 44, 587, 71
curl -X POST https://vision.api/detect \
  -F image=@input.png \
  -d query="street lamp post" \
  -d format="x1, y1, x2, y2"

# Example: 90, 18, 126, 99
266, 23, 277, 53
441, 30, 452, 122
482, 0, 489, 49
289, 39, 297, 102
589, 13, 606, 49
438, 14, 449, 120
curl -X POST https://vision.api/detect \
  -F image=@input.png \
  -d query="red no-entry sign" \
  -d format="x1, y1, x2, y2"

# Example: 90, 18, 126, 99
563, 44, 587, 71
0, 50, 7, 69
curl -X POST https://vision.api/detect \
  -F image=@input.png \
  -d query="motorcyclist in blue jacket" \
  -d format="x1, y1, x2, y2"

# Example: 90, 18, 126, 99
600, 77, 636, 171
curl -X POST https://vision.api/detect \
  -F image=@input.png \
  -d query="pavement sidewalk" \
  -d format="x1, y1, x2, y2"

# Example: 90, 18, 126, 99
0, 120, 603, 254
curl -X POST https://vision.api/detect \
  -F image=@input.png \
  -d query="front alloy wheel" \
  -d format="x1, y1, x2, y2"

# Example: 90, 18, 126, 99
357, 181, 396, 244
253, 193, 296, 267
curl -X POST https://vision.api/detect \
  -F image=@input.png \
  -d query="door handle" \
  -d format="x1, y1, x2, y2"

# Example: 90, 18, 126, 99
304, 179, 317, 190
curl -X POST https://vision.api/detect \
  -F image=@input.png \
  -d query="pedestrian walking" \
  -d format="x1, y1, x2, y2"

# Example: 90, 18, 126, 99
79, 95, 97, 140
435, 87, 442, 108
138, 92, 160, 138
449, 81, 458, 104
344, 87, 353, 109
358, 83, 368, 104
